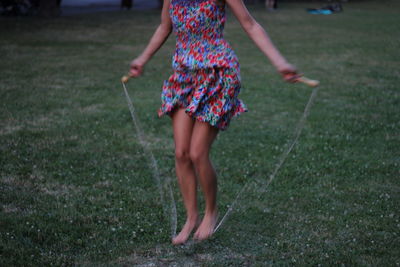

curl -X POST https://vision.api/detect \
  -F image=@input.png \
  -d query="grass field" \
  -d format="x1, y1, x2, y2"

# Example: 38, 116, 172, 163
1, 0, 399, 265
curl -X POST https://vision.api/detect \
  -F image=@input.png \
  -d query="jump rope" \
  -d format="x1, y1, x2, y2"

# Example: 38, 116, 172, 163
121, 74, 319, 240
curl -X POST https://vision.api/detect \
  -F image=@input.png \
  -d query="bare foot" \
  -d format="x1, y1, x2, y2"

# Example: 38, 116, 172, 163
193, 211, 218, 241
172, 217, 198, 245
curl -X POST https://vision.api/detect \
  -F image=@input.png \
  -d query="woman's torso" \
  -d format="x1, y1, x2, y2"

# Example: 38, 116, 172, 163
170, 0, 239, 70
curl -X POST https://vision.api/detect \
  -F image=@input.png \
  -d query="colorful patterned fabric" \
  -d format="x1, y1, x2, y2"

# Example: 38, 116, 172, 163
158, 0, 247, 130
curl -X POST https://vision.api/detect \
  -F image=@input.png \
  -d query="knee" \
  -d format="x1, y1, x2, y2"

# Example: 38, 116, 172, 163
189, 149, 208, 166
175, 148, 191, 163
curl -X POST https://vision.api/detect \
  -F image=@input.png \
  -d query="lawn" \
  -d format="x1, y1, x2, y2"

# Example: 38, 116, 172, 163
1, 0, 399, 265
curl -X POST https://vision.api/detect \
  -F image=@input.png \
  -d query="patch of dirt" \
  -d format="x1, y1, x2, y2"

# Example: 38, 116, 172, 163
79, 103, 104, 114
0, 124, 23, 135
113, 244, 255, 266
2, 203, 21, 213
40, 182, 81, 197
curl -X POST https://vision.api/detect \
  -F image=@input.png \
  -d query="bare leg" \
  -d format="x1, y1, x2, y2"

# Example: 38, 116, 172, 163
190, 121, 219, 241
171, 109, 198, 245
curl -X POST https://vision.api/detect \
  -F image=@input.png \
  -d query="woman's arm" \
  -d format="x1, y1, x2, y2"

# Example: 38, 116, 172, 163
225, 0, 296, 78
129, 0, 172, 77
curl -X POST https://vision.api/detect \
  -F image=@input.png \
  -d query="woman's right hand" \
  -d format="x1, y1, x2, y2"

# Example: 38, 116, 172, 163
129, 57, 145, 78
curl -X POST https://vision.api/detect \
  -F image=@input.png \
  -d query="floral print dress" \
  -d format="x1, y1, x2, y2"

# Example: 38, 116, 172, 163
158, 0, 247, 130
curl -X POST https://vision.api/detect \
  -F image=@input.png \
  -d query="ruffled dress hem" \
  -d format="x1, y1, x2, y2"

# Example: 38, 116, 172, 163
158, 98, 247, 131
158, 67, 247, 131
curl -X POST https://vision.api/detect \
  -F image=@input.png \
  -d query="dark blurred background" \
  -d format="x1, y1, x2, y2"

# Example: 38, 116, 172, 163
0, 0, 349, 17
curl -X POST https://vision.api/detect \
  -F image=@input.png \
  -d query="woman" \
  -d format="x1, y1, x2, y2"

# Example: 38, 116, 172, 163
128, 0, 297, 245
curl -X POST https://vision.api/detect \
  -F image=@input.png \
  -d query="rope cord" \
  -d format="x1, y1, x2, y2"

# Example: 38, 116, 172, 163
214, 86, 319, 233
122, 82, 177, 237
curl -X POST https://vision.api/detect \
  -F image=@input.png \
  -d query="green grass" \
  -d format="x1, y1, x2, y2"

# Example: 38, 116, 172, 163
1, 0, 399, 265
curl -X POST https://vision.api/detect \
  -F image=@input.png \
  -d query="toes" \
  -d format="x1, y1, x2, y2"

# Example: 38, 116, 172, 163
193, 215, 217, 241
197, 229, 213, 241
172, 233, 189, 245
193, 229, 200, 239
193, 225, 211, 241
172, 220, 198, 245
172, 237, 185, 245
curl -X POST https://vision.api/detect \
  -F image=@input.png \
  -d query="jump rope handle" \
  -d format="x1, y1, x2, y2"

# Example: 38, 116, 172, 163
295, 76, 320, 88
283, 71, 320, 88
121, 75, 131, 84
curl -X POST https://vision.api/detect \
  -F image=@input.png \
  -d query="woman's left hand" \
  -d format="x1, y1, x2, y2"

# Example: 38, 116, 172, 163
277, 63, 301, 82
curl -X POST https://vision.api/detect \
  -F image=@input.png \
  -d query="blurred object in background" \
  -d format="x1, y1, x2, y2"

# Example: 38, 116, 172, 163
265, 0, 277, 11
38, 0, 61, 17
0, 0, 61, 16
120, 0, 132, 10
307, 2, 343, 15
0, 0, 38, 16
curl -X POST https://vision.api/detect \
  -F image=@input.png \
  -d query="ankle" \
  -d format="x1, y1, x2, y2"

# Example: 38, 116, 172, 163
204, 209, 218, 217
187, 213, 199, 222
